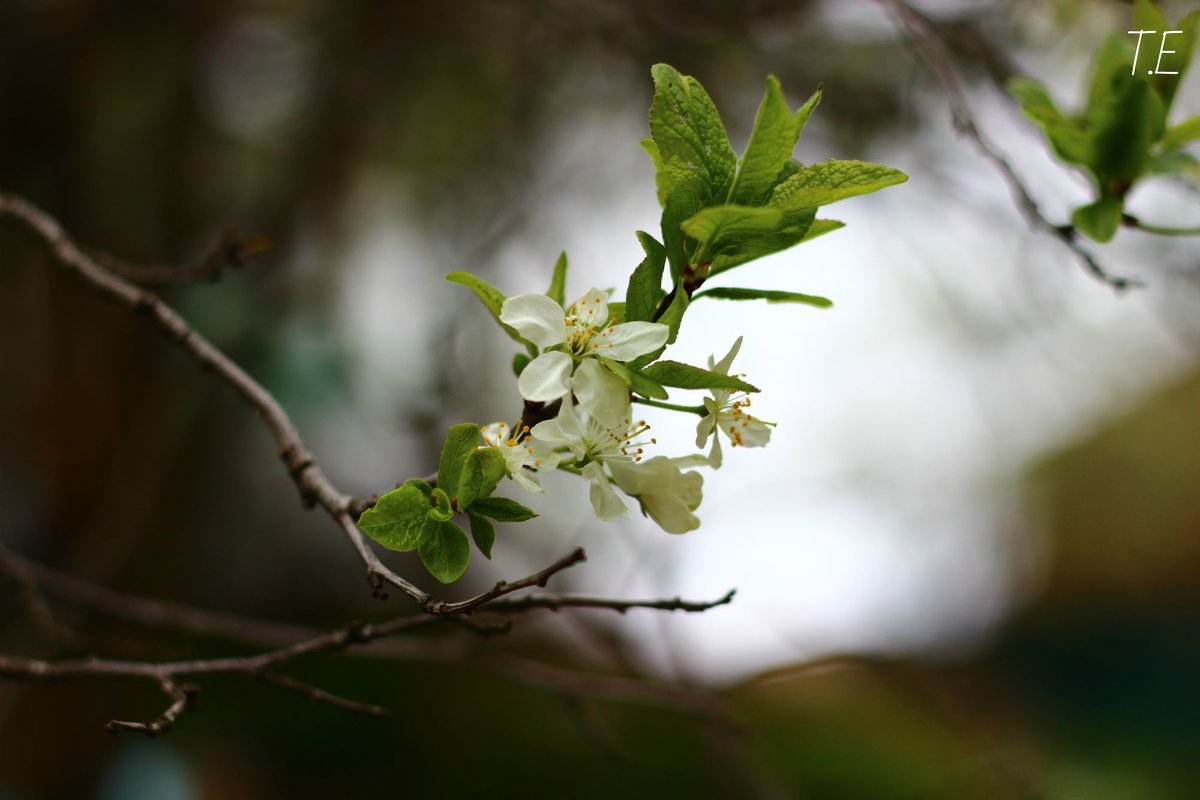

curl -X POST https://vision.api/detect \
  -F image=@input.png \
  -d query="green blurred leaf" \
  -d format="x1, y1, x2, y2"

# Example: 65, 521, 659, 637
467, 512, 496, 559
547, 251, 568, 307
641, 360, 759, 393
357, 485, 432, 552
446, 272, 526, 346
1161, 115, 1200, 151
1009, 78, 1094, 168
769, 159, 908, 212
512, 352, 531, 376
458, 447, 506, 509
419, 520, 471, 583
469, 496, 539, 522
729, 76, 800, 206
691, 287, 833, 308
437, 423, 481, 499
626, 231, 667, 322
1072, 197, 1124, 243
1090, 74, 1165, 186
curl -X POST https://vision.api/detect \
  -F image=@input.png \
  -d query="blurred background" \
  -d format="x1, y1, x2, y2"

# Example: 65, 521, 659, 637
1, 0, 1199, 796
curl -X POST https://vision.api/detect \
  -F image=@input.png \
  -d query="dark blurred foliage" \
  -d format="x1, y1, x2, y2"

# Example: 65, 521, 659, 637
2, 0, 1199, 797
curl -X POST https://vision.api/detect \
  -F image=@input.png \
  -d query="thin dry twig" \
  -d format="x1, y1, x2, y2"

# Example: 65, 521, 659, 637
483, 588, 737, 615
103, 677, 197, 735
91, 233, 272, 286
259, 672, 390, 719
878, 0, 1141, 292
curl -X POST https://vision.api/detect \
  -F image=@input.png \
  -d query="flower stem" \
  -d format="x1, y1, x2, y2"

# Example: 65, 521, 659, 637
1123, 217, 1200, 237
556, 462, 584, 476
632, 397, 707, 416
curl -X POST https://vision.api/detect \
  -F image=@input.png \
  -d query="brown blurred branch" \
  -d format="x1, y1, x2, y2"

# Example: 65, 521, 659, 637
90, 232, 272, 286
878, 0, 1141, 292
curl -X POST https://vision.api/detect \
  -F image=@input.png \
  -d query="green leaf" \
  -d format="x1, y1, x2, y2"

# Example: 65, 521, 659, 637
437, 423, 481, 499
641, 360, 759, 393
1072, 196, 1124, 243
607, 301, 627, 324
691, 287, 833, 308
648, 63, 736, 205
626, 231, 667, 322
640, 138, 671, 208
429, 487, 454, 521
1131, 4, 1197, 110
661, 187, 703, 282
1090, 74, 1165, 186
458, 447, 506, 509
405, 478, 432, 496
1009, 78, 1093, 168
769, 159, 909, 212
357, 485, 432, 553
419, 520, 471, 584
446, 272, 525, 346
729, 76, 801, 206
467, 512, 496, 559
802, 219, 845, 242
547, 251, 568, 307
657, 286, 689, 346
708, 208, 817, 275
512, 352, 531, 376
600, 356, 669, 400
1085, 34, 1136, 122
794, 86, 822, 135
1161, 114, 1200, 151
1149, 149, 1198, 175
469, 496, 539, 522
681, 205, 785, 264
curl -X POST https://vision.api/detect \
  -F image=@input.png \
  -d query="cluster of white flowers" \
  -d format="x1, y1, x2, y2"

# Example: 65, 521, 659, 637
472, 288, 775, 535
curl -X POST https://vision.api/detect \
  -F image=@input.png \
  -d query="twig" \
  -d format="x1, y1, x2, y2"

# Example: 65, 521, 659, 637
90, 233, 272, 286
420, 547, 588, 615
483, 588, 737, 615
259, 672, 390, 719
0, 543, 317, 647
877, 0, 1141, 292
0, 193, 601, 613
103, 677, 197, 735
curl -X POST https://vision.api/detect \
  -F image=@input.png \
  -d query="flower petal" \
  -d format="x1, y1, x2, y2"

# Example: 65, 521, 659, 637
711, 336, 744, 375
517, 351, 573, 402
500, 294, 567, 349
608, 456, 702, 534
695, 413, 717, 448
588, 321, 669, 362
583, 461, 628, 521
510, 466, 545, 494
569, 288, 609, 329
572, 359, 630, 427
719, 415, 773, 448
531, 404, 585, 460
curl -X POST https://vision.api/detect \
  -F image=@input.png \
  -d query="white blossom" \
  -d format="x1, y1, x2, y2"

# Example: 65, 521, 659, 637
694, 336, 773, 469
500, 288, 668, 426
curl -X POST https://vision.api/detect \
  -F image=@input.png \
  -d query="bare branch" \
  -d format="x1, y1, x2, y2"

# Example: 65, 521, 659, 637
0, 543, 317, 647
259, 672, 390, 719
90, 233, 272, 286
103, 677, 197, 736
483, 588, 737, 615
421, 547, 588, 615
877, 0, 1141, 292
